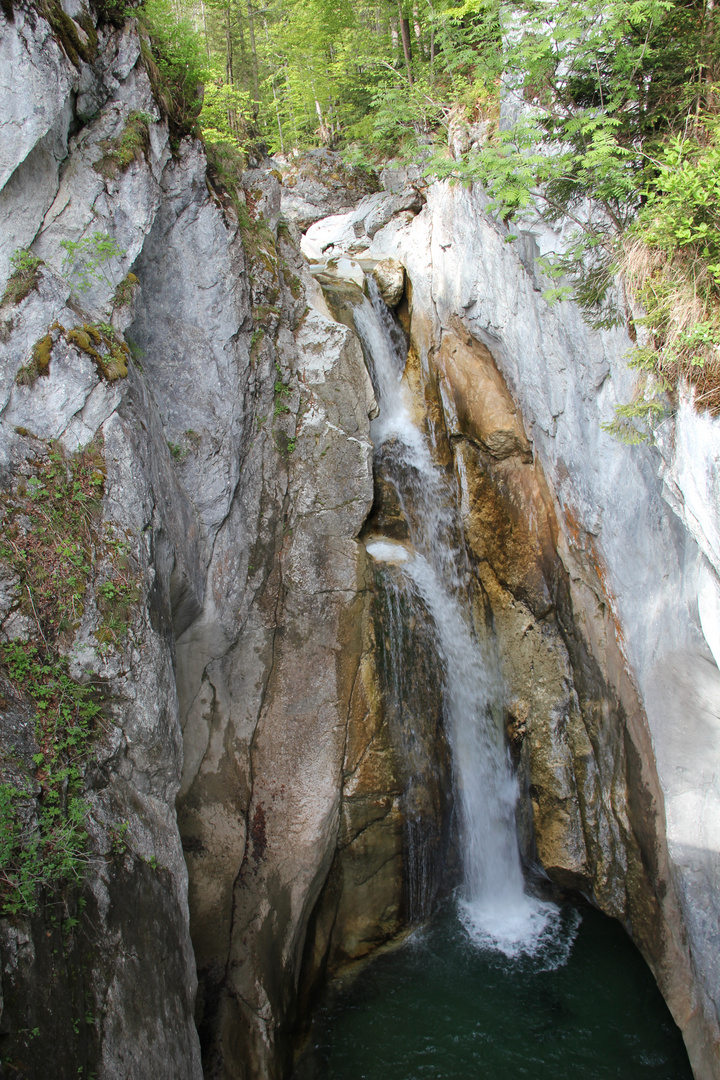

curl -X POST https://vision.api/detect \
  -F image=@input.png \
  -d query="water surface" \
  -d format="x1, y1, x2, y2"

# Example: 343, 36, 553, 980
297, 901, 692, 1080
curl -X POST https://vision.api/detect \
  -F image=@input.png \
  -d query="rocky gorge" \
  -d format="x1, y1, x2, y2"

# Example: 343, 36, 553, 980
1, 5, 720, 1080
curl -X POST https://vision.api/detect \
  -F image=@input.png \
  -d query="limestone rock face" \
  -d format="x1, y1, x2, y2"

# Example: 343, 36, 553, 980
173, 304, 376, 1079
0, 11, 203, 1077
437, 334, 531, 462
276, 148, 380, 231
0, 9, 378, 1080
318, 180, 720, 1080
6, 8, 720, 1080
301, 185, 425, 262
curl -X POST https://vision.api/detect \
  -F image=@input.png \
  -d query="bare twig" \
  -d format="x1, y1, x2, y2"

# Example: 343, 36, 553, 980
25, 586, 47, 649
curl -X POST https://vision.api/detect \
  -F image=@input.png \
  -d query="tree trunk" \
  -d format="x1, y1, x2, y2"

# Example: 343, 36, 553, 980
263, 18, 284, 154
707, 0, 717, 97
398, 0, 414, 84
246, 0, 260, 114
226, 0, 237, 139
225, 0, 234, 85
284, 71, 298, 144
315, 96, 331, 145
200, 0, 210, 62
413, 2, 425, 56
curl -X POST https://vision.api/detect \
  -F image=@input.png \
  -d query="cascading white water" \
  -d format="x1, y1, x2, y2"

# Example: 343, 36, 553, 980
358, 279, 560, 956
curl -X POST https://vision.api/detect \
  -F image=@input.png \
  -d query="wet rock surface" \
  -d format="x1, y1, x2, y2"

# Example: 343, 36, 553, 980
312, 182, 720, 1079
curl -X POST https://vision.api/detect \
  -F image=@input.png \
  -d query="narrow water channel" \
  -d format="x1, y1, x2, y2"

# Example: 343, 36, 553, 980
355, 277, 561, 954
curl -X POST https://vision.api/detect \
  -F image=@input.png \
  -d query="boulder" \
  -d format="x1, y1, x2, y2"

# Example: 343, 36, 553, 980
372, 257, 405, 307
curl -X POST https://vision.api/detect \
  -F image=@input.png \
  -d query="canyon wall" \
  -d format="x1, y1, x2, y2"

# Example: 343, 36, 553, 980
0, 8, 377, 1078
303, 176, 720, 1079
2, 3, 720, 1078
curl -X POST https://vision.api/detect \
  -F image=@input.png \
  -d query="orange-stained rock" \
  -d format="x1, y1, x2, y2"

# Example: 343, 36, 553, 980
437, 333, 532, 460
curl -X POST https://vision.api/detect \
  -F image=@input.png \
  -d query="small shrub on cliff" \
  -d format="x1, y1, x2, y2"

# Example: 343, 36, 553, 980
0, 441, 110, 915
113, 272, 139, 307
0, 438, 142, 914
2, 249, 44, 307
0, 440, 105, 642
0, 643, 106, 916
619, 129, 720, 412
60, 232, 125, 295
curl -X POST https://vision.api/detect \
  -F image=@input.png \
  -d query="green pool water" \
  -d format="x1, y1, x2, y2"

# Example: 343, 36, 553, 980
295, 901, 692, 1080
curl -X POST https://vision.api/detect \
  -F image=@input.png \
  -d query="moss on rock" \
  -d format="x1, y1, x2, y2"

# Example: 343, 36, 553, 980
93, 112, 152, 179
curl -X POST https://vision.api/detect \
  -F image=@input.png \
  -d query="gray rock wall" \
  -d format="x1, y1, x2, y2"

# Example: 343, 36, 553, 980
0, 8, 377, 1079
4, 4, 720, 1076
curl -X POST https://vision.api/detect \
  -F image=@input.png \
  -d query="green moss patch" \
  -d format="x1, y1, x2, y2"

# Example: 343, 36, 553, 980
66, 322, 129, 381
93, 113, 153, 179
16, 331, 55, 387
16, 321, 130, 387
37, 0, 98, 68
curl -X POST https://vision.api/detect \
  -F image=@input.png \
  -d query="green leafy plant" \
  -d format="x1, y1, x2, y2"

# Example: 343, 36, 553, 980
167, 440, 188, 462
2, 249, 44, 306
0, 642, 106, 916
617, 127, 720, 411
137, 0, 205, 139
0, 440, 105, 641
93, 111, 155, 178
0, 439, 142, 914
60, 233, 125, 295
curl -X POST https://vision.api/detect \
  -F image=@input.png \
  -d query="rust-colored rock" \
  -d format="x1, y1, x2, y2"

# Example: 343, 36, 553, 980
436, 334, 531, 460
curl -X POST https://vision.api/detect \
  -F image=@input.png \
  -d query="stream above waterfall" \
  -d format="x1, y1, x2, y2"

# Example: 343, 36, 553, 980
294, 901, 693, 1080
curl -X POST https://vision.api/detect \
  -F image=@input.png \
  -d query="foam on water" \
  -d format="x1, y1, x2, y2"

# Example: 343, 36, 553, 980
459, 895, 581, 969
366, 539, 412, 564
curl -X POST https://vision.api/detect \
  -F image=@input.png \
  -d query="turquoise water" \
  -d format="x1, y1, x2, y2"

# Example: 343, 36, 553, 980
296, 901, 693, 1080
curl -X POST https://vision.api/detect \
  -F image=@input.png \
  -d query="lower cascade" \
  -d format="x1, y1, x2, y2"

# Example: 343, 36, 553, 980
357, 280, 558, 956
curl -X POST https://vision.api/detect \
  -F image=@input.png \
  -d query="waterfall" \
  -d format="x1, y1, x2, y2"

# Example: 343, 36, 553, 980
371, 560, 452, 923
356, 279, 560, 956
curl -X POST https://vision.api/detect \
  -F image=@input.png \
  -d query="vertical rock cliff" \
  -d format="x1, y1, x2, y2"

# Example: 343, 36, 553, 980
0, 7, 377, 1078
302, 175, 720, 1080
2, 5, 720, 1079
